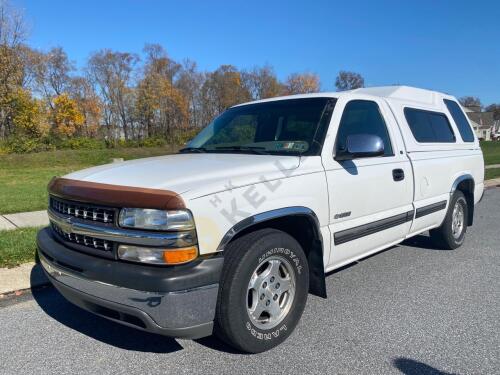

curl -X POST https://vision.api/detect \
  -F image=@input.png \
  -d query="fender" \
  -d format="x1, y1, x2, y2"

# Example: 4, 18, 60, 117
216, 206, 327, 298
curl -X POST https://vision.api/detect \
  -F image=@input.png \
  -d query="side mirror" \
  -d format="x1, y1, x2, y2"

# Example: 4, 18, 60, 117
335, 134, 384, 161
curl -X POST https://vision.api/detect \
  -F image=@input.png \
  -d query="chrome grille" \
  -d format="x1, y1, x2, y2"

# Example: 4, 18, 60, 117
50, 196, 116, 224
51, 223, 113, 252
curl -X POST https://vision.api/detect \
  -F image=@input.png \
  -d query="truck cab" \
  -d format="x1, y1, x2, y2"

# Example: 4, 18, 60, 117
37, 86, 484, 353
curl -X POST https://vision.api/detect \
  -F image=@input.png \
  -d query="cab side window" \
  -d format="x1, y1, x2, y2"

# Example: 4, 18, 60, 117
336, 100, 394, 156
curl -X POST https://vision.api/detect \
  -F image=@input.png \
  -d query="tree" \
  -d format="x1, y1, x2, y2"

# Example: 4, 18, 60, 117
135, 71, 188, 138
50, 93, 84, 138
135, 44, 189, 138
142, 44, 180, 83
242, 65, 282, 100
282, 73, 320, 95
201, 65, 251, 123
485, 104, 500, 121
87, 49, 138, 140
33, 47, 74, 105
175, 59, 205, 128
68, 76, 102, 136
459, 96, 482, 109
335, 71, 364, 91
0, 0, 27, 138
4, 88, 48, 137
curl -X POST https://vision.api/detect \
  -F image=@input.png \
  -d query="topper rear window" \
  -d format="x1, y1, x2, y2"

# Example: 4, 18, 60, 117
404, 108, 456, 143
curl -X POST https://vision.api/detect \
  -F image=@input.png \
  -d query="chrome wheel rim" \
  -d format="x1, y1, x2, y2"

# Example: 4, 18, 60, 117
246, 256, 296, 330
451, 200, 465, 239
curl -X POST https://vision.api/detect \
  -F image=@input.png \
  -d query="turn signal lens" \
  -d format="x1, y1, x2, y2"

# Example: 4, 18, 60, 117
163, 247, 198, 264
118, 245, 198, 265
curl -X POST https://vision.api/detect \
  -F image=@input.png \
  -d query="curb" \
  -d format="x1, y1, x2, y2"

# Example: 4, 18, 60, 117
484, 178, 500, 189
0, 262, 49, 296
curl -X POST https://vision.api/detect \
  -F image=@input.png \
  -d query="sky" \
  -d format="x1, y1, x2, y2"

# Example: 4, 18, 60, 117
12, 0, 500, 105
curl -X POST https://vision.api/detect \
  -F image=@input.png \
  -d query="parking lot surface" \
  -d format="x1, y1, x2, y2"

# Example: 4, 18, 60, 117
1, 189, 499, 375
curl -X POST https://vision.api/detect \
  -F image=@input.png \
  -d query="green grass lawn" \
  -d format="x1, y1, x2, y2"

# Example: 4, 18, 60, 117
480, 141, 500, 165
0, 227, 41, 268
485, 168, 500, 180
0, 146, 179, 214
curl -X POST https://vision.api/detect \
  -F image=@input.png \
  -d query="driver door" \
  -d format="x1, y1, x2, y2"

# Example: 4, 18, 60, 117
323, 97, 413, 269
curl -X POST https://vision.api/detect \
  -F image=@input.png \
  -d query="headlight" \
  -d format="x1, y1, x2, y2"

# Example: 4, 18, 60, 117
118, 208, 195, 231
118, 245, 198, 265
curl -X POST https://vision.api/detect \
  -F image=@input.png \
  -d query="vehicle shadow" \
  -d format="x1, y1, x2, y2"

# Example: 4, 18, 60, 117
195, 336, 247, 354
393, 357, 457, 375
30, 269, 184, 354
400, 234, 451, 251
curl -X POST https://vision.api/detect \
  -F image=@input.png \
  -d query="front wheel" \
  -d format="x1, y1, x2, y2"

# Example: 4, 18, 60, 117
214, 228, 309, 353
430, 190, 468, 249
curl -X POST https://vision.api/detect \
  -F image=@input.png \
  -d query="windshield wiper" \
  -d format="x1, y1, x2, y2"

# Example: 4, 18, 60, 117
214, 145, 268, 155
178, 147, 208, 153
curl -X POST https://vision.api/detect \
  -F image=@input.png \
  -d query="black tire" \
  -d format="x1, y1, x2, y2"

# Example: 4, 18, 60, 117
214, 228, 309, 353
430, 190, 468, 250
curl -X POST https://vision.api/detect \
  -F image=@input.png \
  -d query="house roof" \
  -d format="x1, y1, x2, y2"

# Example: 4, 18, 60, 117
466, 111, 495, 128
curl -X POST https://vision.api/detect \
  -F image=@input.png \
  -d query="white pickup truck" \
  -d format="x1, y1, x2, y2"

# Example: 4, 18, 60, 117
38, 86, 484, 353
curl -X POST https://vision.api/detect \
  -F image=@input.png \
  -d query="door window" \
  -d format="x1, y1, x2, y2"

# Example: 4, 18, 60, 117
335, 100, 394, 156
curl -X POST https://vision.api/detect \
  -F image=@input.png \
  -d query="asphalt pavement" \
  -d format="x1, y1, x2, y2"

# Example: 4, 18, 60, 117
1, 189, 499, 375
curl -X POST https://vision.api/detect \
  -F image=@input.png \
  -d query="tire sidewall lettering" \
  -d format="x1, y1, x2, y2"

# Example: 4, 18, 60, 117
246, 321, 288, 341
257, 247, 303, 275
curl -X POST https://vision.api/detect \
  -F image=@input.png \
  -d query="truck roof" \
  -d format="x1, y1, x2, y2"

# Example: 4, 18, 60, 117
235, 85, 454, 108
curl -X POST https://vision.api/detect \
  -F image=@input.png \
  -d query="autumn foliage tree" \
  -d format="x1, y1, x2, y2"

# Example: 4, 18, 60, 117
50, 93, 84, 138
201, 65, 251, 123
135, 44, 188, 137
87, 49, 138, 140
243, 65, 282, 100
5, 88, 48, 137
283, 73, 320, 95
0, 0, 27, 138
69, 77, 102, 137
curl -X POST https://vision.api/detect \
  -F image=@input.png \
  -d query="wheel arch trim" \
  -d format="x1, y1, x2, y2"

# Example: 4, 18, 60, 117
450, 174, 475, 194
450, 173, 475, 226
216, 206, 322, 251
216, 206, 328, 298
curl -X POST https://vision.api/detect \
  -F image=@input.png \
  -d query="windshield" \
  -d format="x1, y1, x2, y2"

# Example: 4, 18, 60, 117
183, 98, 336, 156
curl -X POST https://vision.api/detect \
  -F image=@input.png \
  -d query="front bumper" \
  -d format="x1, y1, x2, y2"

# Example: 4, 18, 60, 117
37, 228, 223, 339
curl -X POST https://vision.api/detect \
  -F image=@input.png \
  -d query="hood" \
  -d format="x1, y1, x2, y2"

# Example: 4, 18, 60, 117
64, 153, 300, 198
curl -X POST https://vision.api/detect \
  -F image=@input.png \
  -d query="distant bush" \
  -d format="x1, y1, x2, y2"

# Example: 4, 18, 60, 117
114, 137, 167, 148
3, 136, 55, 154
55, 137, 106, 150
0, 133, 198, 154
169, 128, 200, 145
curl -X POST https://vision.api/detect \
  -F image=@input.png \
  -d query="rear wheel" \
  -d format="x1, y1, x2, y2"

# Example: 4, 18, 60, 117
214, 228, 309, 353
430, 191, 468, 249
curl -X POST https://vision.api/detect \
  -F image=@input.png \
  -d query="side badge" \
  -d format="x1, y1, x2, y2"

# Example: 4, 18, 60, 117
334, 211, 351, 220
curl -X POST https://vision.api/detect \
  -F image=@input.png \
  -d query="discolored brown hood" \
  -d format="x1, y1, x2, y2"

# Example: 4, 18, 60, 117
48, 177, 185, 210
